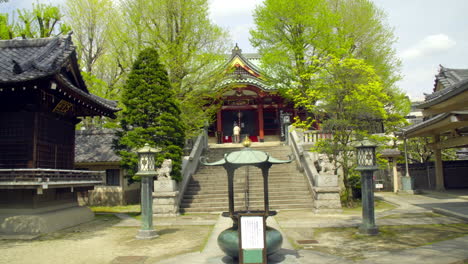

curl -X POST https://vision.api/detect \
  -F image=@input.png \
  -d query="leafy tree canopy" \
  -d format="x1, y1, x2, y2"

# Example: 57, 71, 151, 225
251, 0, 413, 205
1, 2, 70, 39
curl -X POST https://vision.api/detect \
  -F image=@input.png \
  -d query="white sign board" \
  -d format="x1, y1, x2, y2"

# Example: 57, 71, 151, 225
375, 183, 384, 189
241, 216, 264, 249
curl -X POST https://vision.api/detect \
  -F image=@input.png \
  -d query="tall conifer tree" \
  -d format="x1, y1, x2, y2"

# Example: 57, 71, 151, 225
114, 48, 185, 181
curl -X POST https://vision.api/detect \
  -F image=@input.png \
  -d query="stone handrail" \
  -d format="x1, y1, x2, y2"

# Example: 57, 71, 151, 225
289, 128, 317, 191
302, 130, 333, 144
289, 127, 342, 213
177, 129, 208, 206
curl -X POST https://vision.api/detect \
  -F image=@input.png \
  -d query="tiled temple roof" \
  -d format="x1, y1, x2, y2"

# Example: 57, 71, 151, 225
0, 35, 119, 116
75, 129, 121, 163
0, 36, 75, 84
220, 45, 274, 91
418, 66, 468, 109
433, 65, 468, 91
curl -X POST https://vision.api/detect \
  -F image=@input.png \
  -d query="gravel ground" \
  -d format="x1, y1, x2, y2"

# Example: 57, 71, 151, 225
0, 214, 213, 264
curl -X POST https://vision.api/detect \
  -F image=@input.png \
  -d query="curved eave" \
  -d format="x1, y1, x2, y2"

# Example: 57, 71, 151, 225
399, 113, 468, 138
217, 77, 275, 91
419, 79, 468, 115
55, 74, 120, 118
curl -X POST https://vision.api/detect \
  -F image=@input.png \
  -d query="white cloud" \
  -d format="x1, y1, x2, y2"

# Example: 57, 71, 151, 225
400, 34, 456, 60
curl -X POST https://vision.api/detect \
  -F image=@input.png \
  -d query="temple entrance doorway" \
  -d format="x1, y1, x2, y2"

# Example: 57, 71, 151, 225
221, 110, 258, 142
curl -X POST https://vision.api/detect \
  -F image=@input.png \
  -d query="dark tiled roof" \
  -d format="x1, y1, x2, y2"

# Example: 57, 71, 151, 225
0, 36, 74, 84
75, 129, 121, 163
0, 35, 120, 117
56, 73, 119, 112
398, 113, 450, 137
434, 65, 468, 90
415, 66, 468, 109
420, 78, 468, 108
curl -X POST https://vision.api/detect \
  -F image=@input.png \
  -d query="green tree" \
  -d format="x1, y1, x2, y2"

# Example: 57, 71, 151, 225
250, 0, 333, 103
65, 0, 114, 74
251, 0, 410, 205
65, 0, 133, 129
0, 13, 14, 39
121, 0, 230, 137
400, 137, 458, 164
114, 48, 185, 182
250, 0, 403, 115
16, 3, 70, 38
309, 56, 395, 206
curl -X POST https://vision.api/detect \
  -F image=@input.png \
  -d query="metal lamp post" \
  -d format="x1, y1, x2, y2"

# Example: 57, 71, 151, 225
355, 141, 379, 235
135, 143, 161, 240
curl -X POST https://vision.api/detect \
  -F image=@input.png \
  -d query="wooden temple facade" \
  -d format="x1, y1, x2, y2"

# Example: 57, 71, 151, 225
211, 45, 297, 143
0, 35, 119, 235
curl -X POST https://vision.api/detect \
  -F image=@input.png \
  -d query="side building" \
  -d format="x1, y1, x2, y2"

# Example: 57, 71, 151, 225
75, 129, 140, 206
399, 65, 468, 190
0, 35, 119, 236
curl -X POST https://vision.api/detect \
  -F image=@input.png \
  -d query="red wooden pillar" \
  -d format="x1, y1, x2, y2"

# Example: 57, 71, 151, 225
217, 110, 222, 132
258, 104, 264, 142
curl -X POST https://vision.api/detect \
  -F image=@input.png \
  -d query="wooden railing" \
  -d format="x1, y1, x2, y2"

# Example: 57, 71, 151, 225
0, 168, 103, 182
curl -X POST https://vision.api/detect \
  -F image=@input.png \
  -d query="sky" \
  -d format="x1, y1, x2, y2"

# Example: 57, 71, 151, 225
3, 0, 468, 101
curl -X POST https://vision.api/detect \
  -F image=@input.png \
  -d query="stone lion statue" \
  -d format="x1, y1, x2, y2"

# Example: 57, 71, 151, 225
157, 159, 173, 180
315, 155, 334, 174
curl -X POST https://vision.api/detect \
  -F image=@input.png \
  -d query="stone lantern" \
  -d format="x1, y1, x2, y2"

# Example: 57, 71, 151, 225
135, 143, 161, 240
380, 149, 401, 193
355, 141, 379, 235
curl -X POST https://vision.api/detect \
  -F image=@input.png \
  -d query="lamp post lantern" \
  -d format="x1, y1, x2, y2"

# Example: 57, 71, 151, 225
135, 143, 161, 240
355, 141, 379, 235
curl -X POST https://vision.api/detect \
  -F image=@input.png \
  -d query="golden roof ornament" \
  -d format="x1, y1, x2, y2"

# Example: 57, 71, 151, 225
242, 137, 251, 148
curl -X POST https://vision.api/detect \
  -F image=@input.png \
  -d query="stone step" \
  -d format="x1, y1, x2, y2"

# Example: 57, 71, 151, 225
184, 186, 309, 194
180, 203, 313, 213
183, 190, 311, 199
181, 144, 315, 213
189, 177, 304, 187
182, 196, 313, 204
192, 172, 301, 178
180, 198, 312, 208
195, 167, 298, 173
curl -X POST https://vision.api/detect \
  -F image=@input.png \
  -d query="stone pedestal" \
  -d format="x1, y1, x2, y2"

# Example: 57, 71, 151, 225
153, 179, 179, 217
359, 170, 378, 235
399, 176, 417, 194
313, 173, 342, 213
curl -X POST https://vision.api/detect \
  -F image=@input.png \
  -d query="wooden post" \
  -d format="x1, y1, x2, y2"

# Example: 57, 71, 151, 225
433, 135, 445, 191
258, 104, 264, 142
392, 159, 399, 193
261, 166, 270, 215
217, 110, 222, 133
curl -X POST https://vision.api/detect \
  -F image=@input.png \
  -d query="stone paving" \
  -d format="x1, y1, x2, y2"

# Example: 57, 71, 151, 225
153, 190, 468, 264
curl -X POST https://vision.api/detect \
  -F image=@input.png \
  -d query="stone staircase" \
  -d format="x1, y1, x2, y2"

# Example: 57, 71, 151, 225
180, 144, 314, 213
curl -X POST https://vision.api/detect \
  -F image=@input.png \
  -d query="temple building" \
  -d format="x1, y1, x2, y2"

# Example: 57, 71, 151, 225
210, 45, 299, 143
399, 66, 468, 190
74, 129, 141, 206
0, 35, 119, 236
